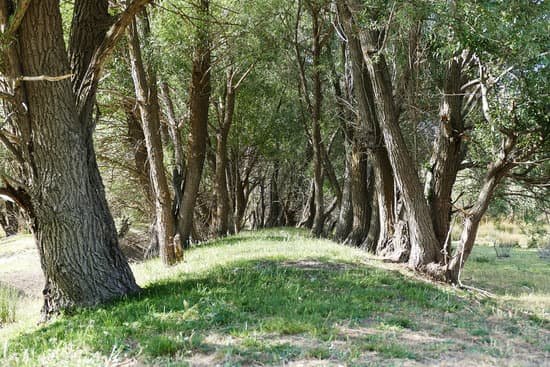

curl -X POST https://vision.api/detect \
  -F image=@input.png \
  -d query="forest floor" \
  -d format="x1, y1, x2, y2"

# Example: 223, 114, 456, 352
0, 228, 548, 366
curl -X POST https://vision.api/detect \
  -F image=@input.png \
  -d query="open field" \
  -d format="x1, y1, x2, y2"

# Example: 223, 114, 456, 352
0, 228, 548, 366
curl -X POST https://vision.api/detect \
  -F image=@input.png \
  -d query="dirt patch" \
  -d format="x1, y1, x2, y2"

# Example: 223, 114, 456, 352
0, 249, 44, 297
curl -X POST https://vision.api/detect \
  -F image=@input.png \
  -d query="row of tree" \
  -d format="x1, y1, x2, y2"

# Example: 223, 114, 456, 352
0, 0, 548, 316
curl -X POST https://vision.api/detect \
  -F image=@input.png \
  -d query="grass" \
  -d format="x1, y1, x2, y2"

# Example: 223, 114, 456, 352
0, 228, 549, 366
0, 285, 18, 325
462, 245, 550, 318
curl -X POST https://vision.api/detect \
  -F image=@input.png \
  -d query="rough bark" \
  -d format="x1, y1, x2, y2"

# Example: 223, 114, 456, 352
176, 0, 211, 247
12, 0, 140, 314
359, 30, 441, 268
336, 1, 395, 252
0, 201, 19, 236
425, 52, 469, 251
344, 144, 371, 246
127, 14, 181, 265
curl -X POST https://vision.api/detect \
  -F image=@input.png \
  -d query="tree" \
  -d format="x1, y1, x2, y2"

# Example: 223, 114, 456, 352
127, 11, 182, 264
0, 0, 145, 315
176, 0, 212, 247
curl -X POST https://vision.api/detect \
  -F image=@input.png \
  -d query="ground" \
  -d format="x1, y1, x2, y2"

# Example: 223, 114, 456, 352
0, 228, 548, 366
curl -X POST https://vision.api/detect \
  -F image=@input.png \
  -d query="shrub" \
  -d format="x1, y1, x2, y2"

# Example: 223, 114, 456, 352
493, 242, 514, 258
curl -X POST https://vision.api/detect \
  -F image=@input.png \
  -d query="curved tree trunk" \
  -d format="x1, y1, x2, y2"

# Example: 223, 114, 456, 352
447, 135, 516, 283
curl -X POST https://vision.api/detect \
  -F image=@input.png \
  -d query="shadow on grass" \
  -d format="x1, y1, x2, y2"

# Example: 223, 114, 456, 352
7, 258, 466, 363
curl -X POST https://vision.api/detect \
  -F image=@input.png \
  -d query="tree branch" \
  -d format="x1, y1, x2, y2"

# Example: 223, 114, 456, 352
4, 0, 31, 37
76, 0, 153, 113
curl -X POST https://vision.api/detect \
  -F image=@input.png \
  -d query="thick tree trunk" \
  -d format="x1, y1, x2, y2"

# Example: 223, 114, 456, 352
345, 144, 372, 246
177, 0, 211, 247
127, 16, 181, 265
359, 31, 442, 268
372, 149, 396, 253
336, 2, 396, 253
15, 0, 139, 314
425, 53, 468, 251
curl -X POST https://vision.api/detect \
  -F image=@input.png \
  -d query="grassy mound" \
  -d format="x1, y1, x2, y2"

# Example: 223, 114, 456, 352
1, 229, 548, 366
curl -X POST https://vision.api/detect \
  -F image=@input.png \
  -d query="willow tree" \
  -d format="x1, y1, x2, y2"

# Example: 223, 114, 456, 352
0, 0, 146, 314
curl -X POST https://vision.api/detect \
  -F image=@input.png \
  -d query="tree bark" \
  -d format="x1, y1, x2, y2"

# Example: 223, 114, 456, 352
359, 30, 442, 268
12, 0, 140, 314
344, 144, 372, 246
334, 147, 353, 241
159, 82, 186, 228
425, 52, 468, 252
336, 1, 395, 252
447, 135, 516, 282
176, 0, 211, 247
127, 14, 181, 265
0, 201, 19, 237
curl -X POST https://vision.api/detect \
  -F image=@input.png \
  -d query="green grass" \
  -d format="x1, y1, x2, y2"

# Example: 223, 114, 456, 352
0, 228, 549, 366
462, 245, 550, 317
0, 285, 18, 325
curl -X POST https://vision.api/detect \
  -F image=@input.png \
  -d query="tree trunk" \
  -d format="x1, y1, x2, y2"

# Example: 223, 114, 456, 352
345, 144, 372, 246
159, 82, 186, 229
0, 201, 19, 237
127, 15, 181, 265
177, 0, 211, 247
298, 180, 315, 229
372, 149, 396, 253
447, 138, 515, 282
214, 72, 237, 236
334, 149, 353, 241
14, 0, 139, 314
310, 7, 325, 237
336, 2, 396, 253
359, 30, 442, 268
266, 163, 283, 227
425, 53, 468, 251
125, 105, 154, 213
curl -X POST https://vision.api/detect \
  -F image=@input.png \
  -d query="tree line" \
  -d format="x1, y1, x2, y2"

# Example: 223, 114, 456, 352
0, 0, 548, 316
